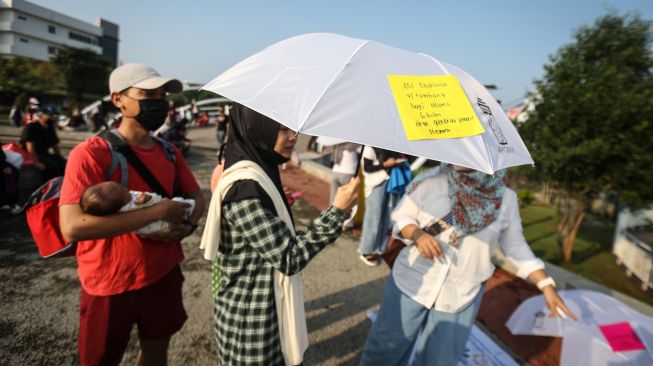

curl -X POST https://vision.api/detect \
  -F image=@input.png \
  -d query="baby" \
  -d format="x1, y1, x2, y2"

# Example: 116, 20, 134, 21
80, 181, 195, 235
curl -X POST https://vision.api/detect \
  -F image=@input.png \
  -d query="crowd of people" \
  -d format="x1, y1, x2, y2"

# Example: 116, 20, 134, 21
2, 86, 234, 211
1, 62, 577, 366
2, 99, 68, 214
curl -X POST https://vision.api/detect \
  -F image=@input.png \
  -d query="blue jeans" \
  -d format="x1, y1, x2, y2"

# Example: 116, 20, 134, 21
358, 181, 397, 255
360, 275, 484, 366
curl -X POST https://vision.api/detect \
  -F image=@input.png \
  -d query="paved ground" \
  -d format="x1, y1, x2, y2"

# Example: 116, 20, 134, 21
0, 137, 389, 366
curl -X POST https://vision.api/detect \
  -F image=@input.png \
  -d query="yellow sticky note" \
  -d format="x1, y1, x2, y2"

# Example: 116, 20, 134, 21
387, 75, 485, 140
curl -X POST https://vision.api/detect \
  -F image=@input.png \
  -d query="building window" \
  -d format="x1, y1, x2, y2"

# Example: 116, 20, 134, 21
19, 38, 28, 43
17, 15, 27, 21
69, 31, 98, 45
48, 25, 56, 34
48, 46, 57, 55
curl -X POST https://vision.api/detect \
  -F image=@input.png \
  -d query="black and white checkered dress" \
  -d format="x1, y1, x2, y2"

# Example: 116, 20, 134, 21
212, 198, 346, 365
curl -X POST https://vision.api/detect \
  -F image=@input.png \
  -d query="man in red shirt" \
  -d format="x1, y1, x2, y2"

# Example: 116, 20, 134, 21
59, 63, 206, 366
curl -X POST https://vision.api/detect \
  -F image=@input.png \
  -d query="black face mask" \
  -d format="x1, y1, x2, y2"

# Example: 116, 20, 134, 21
130, 98, 168, 131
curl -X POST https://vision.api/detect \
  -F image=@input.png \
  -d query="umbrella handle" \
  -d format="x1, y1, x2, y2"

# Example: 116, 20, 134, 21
354, 145, 364, 177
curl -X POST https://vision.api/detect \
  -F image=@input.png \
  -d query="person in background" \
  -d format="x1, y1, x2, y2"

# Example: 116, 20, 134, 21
216, 113, 228, 147
359, 164, 577, 366
162, 120, 191, 156
9, 103, 23, 127
64, 108, 88, 131
167, 101, 175, 120
197, 111, 209, 127
0, 143, 21, 214
358, 146, 404, 266
191, 98, 198, 124
22, 97, 40, 125
155, 101, 177, 137
330, 142, 362, 229
91, 107, 107, 132
21, 108, 66, 181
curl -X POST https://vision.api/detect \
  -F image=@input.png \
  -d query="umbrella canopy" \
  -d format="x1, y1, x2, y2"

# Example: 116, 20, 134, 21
202, 33, 533, 174
506, 290, 653, 365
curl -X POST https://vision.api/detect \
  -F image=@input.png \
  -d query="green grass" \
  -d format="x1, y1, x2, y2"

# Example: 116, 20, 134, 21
520, 204, 653, 306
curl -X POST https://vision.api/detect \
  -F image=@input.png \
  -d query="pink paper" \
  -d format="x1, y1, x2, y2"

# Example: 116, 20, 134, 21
599, 322, 645, 352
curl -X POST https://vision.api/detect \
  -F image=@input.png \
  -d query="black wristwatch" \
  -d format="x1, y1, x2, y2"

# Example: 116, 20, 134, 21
183, 220, 198, 236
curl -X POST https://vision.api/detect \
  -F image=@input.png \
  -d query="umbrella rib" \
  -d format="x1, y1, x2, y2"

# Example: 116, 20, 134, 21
296, 40, 371, 133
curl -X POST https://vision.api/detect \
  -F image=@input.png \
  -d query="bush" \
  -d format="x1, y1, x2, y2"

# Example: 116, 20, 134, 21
517, 189, 534, 207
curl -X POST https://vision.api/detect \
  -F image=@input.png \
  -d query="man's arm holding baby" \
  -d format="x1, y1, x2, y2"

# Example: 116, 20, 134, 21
185, 189, 206, 228
60, 199, 188, 242
139, 188, 206, 242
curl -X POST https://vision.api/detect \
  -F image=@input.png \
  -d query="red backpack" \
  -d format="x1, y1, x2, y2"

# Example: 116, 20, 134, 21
24, 130, 176, 258
24, 177, 72, 258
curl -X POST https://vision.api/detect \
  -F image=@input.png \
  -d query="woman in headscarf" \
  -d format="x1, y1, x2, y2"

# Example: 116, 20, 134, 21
359, 164, 576, 366
200, 104, 358, 366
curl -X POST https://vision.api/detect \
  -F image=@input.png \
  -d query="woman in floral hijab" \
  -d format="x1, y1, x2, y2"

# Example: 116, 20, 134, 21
360, 164, 576, 366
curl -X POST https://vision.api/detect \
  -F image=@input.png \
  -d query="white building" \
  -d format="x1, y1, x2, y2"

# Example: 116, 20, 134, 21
0, 0, 119, 66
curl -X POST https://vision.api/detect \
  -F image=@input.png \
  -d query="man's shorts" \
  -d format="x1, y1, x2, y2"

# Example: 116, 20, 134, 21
78, 265, 187, 366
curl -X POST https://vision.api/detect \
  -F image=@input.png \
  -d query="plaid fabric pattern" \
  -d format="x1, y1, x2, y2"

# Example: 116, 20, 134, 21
213, 198, 346, 365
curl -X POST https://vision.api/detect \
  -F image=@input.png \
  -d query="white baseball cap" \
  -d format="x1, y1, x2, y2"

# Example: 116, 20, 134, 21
28, 97, 39, 105
109, 63, 183, 93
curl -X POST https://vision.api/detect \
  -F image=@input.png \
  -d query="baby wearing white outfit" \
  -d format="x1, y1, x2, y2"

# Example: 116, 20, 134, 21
80, 181, 195, 235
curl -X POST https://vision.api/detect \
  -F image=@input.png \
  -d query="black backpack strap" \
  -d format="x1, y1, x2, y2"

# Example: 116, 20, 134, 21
151, 136, 180, 196
100, 130, 172, 198
152, 136, 177, 163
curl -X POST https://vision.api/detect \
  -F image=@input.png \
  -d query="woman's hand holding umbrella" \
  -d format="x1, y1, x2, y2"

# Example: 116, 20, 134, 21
332, 177, 360, 212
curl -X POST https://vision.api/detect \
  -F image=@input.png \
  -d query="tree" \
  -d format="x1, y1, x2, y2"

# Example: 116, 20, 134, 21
31, 61, 65, 91
519, 13, 653, 261
52, 46, 111, 111
0, 57, 65, 106
0, 57, 37, 103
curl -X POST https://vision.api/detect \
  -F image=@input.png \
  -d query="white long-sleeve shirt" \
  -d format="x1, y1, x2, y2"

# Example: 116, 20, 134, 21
391, 174, 544, 313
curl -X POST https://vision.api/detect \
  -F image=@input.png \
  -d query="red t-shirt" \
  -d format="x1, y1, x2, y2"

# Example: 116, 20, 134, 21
59, 136, 200, 296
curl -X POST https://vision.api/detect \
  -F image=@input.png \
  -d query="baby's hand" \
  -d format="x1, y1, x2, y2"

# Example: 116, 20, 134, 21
156, 199, 191, 224
134, 192, 153, 205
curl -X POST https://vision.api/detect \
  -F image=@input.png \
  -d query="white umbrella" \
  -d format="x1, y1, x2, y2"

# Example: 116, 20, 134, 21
560, 322, 653, 365
202, 33, 533, 174
506, 290, 653, 365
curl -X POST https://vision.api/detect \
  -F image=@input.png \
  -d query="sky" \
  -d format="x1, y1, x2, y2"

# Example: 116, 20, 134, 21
29, 0, 653, 108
